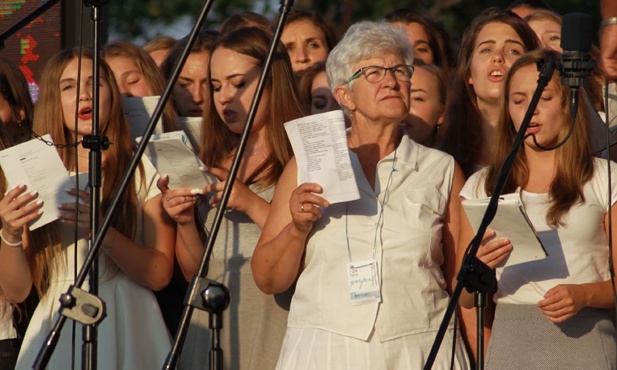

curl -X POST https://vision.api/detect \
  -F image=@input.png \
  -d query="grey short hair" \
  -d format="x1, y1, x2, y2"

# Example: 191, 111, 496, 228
326, 21, 414, 93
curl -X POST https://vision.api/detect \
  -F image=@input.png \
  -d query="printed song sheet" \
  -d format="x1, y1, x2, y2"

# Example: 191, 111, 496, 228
178, 117, 202, 153
462, 193, 548, 267
0, 135, 74, 230
284, 110, 359, 204
123, 96, 165, 140
137, 131, 217, 190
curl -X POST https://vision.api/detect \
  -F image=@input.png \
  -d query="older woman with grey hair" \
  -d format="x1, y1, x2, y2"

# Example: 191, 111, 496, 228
252, 21, 469, 369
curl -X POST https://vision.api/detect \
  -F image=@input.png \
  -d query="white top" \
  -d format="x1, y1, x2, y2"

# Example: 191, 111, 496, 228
16, 157, 171, 370
460, 158, 617, 304
288, 136, 456, 341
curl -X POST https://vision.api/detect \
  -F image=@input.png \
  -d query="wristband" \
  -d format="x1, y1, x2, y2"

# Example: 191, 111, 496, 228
0, 228, 22, 248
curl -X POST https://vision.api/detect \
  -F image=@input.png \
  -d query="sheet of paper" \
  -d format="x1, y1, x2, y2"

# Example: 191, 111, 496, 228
137, 131, 217, 190
123, 96, 165, 140
462, 193, 548, 267
284, 110, 359, 204
0, 135, 74, 230
178, 117, 202, 153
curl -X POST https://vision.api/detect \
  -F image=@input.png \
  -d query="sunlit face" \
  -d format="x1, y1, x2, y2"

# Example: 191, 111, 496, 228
60, 57, 112, 137
468, 22, 526, 110
340, 53, 410, 126
400, 66, 444, 145
281, 20, 329, 73
310, 71, 339, 115
174, 51, 209, 117
527, 18, 562, 52
210, 47, 270, 134
104, 56, 151, 97
508, 64, 564, 150
392, 22, 435, 64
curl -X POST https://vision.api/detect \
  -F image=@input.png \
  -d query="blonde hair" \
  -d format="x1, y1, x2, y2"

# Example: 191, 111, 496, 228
483, 49, 594, 227
28, 48, 145, 296
102, 41, 180, 132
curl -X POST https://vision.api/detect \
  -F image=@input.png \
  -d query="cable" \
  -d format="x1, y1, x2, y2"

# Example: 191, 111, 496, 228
526, 115, 576, 151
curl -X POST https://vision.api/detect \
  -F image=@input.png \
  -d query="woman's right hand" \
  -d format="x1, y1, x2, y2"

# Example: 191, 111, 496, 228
289, 183, 330, 234
157, 175, 199, 226
0, 184, 43, 243
476, 230, 513, 269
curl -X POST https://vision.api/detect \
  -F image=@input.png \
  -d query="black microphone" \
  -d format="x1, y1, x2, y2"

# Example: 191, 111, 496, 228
559, 13, 596, 119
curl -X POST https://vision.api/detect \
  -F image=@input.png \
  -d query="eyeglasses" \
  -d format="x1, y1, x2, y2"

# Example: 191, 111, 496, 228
343, 64, 414, 85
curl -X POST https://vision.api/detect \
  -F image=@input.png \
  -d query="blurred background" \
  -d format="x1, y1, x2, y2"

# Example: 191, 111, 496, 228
0, 0, 601, 101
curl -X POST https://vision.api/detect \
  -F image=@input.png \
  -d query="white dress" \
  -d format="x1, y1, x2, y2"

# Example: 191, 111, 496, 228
15, 160, 171, 370
277, 136, 470, 369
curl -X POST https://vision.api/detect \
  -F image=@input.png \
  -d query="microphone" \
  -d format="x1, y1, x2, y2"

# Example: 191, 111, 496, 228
559, 13, 596, 119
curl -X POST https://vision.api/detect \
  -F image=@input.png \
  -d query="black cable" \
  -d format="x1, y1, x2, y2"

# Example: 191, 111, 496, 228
527, 115, 576, 151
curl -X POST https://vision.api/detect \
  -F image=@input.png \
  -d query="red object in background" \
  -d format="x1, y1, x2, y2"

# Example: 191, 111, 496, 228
0, 1, 62, 102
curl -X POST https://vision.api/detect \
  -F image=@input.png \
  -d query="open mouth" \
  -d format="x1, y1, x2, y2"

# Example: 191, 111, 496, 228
78, 107, 92, 120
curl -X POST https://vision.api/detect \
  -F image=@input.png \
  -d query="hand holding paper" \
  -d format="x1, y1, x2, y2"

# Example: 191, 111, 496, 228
0, 134, 75, 230
137, 131, 217, 190
284, 111, 359, 204
462, 193, 548, 267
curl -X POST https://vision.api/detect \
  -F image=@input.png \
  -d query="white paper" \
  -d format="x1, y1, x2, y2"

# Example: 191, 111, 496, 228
123, 96, 165, 140
462, 193, 548, 267
284, 110, 359, 204
0, 135, 74, 230
178, 117, 202, 153
136, 131, 217, 190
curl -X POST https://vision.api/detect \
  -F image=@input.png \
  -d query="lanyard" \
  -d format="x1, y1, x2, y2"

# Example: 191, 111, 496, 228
345, 148, 397, 262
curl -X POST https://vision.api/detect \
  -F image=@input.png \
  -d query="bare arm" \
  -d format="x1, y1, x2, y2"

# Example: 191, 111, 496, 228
251, 158, 329, 294
0, 185, 42, 302
102, 194, 176, 291
442, 164, 465, 292
157, 176, 203, 281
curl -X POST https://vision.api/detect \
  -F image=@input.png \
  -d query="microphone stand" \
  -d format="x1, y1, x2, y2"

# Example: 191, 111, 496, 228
32, 1, 112, 369
162, 0, 295, 369
79, 2, 111, 370
423, 58, 557, 370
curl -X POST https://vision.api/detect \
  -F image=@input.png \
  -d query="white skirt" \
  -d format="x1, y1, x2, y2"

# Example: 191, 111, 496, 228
276, 326, 470, 370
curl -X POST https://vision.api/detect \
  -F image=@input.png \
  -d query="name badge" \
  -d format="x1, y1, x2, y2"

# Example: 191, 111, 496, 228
347, 259, 381, 305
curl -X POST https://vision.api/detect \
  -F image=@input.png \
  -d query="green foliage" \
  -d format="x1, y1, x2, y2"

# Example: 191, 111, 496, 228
106, 0, 600, 45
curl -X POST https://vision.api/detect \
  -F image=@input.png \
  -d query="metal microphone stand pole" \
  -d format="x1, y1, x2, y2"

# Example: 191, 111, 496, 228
423, 58, 557, 370
80, 2, 112, 370
162, 1, 295, 368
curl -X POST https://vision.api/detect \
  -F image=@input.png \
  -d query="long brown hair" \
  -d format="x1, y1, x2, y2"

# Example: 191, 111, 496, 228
483, 49, 594, 227
102, 41, 180, 132
200, 27, 302, 189
0, 58, 34, 318
29, 48, 144, 296
439, 8, 539, 177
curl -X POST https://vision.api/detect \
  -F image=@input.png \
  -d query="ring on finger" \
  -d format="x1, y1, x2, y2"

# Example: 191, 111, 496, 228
300, 204, 304, 212
165, 196, 170, 201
